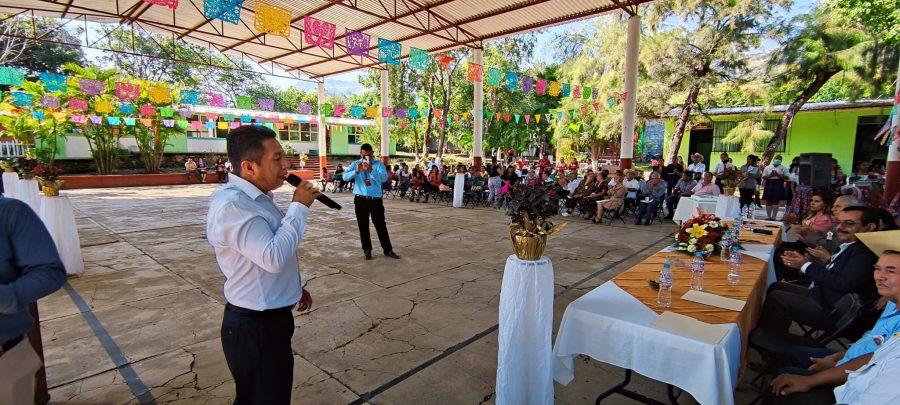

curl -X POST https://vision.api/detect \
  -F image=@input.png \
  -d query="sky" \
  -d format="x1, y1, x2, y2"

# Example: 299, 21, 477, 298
84, 0, 822, 95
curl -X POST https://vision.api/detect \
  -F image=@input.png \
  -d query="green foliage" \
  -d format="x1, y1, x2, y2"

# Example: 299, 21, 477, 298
828, 0, 900, 45
722, 119, 774, 153
0, 15, 84, 75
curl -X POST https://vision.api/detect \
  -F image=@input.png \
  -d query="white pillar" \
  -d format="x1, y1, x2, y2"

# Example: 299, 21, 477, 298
380, 69, 390, 164
885, 54, 900, 203
473, 48, 484, 169
316, 81, 327, 169
620, 15, 640, 170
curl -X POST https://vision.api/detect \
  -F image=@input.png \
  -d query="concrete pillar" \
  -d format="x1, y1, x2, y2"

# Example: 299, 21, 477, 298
380, 69, 390, 165
316, 81, 327, 169
473, 48, 484, 169
619, 15, 640, 170
886, 55, 900, 203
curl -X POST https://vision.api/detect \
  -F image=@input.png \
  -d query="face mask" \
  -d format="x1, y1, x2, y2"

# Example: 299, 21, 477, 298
773, 159, 782, 166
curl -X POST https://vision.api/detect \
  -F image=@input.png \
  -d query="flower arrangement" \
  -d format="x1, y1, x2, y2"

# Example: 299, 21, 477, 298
299, 152, 308, 166
673, 213, 728, 256
504, 182, 567, 259
31, 163, 63, 196
718, 162, 741, 188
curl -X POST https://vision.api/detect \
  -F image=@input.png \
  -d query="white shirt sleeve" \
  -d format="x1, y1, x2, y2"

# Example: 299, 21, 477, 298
216, 201, 308, 274
800, 262, 811, 274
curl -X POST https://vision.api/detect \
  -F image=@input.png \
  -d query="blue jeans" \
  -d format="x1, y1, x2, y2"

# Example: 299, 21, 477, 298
635, 199, 661, 223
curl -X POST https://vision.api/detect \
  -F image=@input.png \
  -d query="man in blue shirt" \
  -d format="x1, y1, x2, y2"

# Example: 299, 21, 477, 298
0, 197, 66, 404
343, 144, 400, 260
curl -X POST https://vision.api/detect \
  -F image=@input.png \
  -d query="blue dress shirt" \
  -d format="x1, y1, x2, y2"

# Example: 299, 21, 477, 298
0, 198, 66, 342
343, 159, 388, 198
839, 300, 900, 364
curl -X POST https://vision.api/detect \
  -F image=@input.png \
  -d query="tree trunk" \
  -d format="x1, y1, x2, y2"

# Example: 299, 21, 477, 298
665, 83, 701, 165
422, 71, 435, 158
437, 71, 450, 162
761, 71, 836, 165
590, 139, 601, 171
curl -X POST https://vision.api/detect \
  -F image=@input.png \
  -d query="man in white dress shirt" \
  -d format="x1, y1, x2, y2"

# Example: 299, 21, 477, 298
687, 153, 706, 180
206, 125, 319, 404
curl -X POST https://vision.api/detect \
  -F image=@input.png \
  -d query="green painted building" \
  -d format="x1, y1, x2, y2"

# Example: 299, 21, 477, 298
662, 99, 893, 172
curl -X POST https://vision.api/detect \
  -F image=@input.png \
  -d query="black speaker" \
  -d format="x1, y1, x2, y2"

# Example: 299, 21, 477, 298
799, 153, 833, 188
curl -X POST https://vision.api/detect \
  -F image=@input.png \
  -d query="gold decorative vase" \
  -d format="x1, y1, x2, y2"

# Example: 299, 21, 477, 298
0, 162, 13, 173
509, 225, 548, 261
723, 187, 736, 196
38, 178, 63, 197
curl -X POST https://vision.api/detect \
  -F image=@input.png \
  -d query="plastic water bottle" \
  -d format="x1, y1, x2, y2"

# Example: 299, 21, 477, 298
728, 248, 743, 285
733, 211, 742, 231
691, 252, 705, 291
658, 261, 673, 308
720, 231, 733, 262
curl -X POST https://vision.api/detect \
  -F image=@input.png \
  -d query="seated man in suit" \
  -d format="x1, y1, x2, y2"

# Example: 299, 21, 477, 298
760, 206, 880, 334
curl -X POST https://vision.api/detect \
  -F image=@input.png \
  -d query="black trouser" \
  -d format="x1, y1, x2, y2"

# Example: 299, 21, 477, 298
739, 187, 756, 208
221, 304, 295, 405
635, 199, 662, 223
763, 387, 835, 405
759, 282, 828, 335
354, 195, 393, 253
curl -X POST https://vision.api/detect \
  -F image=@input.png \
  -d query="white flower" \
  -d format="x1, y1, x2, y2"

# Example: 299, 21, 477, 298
709, 221, 719, 228
689, 238, 697, 244
687, 245, 697, 253
705, 244, 714, 252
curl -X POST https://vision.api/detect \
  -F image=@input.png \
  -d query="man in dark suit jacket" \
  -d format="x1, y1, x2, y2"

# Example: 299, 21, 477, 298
760, 206, 880, 334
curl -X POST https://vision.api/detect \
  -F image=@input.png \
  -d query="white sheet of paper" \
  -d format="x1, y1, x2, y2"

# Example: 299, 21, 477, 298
652, 311, 730, 345
681, 290, 746, 311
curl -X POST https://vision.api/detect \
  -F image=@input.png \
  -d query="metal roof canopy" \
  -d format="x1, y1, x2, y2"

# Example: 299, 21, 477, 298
0, 0, 653, 80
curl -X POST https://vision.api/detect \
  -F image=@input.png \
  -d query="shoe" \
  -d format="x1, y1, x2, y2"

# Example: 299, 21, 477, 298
384, 251, 401, 259
644, 221, 651, 226
561, 212, 570, 217
364, 250, 373, 260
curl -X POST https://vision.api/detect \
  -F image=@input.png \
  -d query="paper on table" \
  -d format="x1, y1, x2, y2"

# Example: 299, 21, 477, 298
682, 290, 745, 311
651, 311, 730, 345
741, 244, 773, 262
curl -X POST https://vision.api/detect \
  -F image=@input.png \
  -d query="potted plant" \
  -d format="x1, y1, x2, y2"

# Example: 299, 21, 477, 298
32, 163, 63, 196
0, 159, 12, 173
504, 182, 567, 260
299, 152, 308, 168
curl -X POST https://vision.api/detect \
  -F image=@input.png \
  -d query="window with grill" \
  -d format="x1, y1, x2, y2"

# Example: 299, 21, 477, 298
279, 123, 318, 142
712, 119, 785, 152
347, 126, 362, 144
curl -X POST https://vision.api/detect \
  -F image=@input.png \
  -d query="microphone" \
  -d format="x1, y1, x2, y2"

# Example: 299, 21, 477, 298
286, 174, 342, 210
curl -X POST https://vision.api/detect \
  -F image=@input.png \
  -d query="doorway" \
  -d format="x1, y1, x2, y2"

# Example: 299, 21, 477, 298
853, 115, 889, 170
689, 126, 713, 168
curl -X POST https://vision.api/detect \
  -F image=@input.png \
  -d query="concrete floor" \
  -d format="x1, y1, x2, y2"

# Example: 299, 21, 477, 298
37, 184, 759, 404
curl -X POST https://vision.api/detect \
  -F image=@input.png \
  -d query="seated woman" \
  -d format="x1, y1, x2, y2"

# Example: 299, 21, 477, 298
791, 190, 834, 246
594, 173, 628, 224
635, 171, 667, 225
333, 164, 346, 191
426, 166, 442, 202
577, 170, 611, 220
410, 167, 426, 202
563, 173, 596, 217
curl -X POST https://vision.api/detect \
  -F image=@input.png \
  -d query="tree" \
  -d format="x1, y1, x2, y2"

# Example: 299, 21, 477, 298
761, 9, 873, 164
61, 63, 123, 174
0, 15, 83, 75
646, 0, 790, 164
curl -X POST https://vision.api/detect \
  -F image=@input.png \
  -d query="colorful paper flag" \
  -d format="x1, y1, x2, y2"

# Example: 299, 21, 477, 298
41, 95, 60, 108
514, 114, 520, 124
119, 103, 135, 115
334, 104, 346, 117
395, 108, 406, 119
140, 104, 156, 116
548, 81, 561, 97
561, 83, 571, 97
504, 71, 519, 91
345, 29, 371, 57
535, 114, 541, 122
365, 107, 378, 118
160, 107, 174, 117
409, 48, 430, 72
304, 15, 336, 49
94, 100, 114, 114
203, 0, 244, 24
255, 2, 291, 38
70, 114, 86, 124
79, 78, 104, 95
217, 121, 229, 130
107, 116, 121, 125
0, 67, 24, 86
297, 102, 312, 114
115, 82, 141, 101
148, 86, 172, 103
258, 98, 275, 111
573, 86, 582, 99
236, 95, 253, 110
437, 54, 454, 70
39, 72, 67, 92
522, 76, 533, 93
142, 0, 178, 10
180, 90, 201, 105
378, 38, 401, 65
486, 67, 501, 87
124, 117, 136, 126
607, 97, 615, 108
31, 111, 45, 120
208, 93, 225, 107
535, 79, 547, 95
177, 120, 188, 129
350, 105, 365, 118
68, 98, 88, 111
179, 108, 193, 118
205, 120, 215, 129
163, 119, 175, 128
620, 91, 628, 102
467, 62, 483, 83
582, 87, 592, 100
89, 115, 102, 125
524, 115, 531, 124
381, 107, 393, 118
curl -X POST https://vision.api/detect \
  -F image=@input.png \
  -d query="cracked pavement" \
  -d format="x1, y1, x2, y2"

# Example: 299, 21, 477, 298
38, 183, 727, 404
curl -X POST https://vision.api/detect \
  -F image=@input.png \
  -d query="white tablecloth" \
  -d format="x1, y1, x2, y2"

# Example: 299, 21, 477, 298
453, 174, 465, 208
552, 282, 743, 405
673, 196, 740, 224
38, 196, 84, 276
714, 196, 741, 220
497, 255, 554, 405
17, 178, 41, 213
2, 172, 18, 198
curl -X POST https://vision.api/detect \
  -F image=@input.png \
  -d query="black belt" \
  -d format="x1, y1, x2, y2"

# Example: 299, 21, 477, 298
354, 195, 382, 200
0, 335, 24, 357
225, 302, 293, 315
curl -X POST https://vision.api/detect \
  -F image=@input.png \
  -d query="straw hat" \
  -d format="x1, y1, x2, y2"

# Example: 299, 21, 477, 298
857, 230, 900, 256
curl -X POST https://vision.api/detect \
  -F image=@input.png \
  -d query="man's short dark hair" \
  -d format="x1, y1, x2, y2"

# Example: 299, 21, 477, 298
360, 143, 373, 152
227, 125, 276, 175
842, 206, 880, 227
